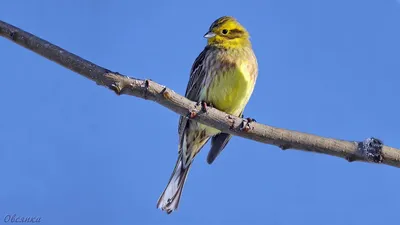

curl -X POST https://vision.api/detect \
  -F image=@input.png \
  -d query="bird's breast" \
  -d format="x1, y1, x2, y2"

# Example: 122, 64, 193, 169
204, 57, 257, 116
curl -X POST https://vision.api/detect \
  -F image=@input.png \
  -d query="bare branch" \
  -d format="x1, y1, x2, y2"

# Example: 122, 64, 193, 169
1, 20, 399, 168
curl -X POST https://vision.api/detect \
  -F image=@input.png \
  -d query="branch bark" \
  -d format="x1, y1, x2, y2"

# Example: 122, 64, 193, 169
1, 20, 399, 168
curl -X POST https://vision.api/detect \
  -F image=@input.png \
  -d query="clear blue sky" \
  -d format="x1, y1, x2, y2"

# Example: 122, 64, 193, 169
1, 0, 399, 224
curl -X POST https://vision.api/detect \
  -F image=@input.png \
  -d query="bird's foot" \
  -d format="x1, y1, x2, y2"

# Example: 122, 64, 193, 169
240, 117, 256, 132
189, 101, 212, 119
197, 101, 213, 113
188, 109, 197, 119
228, 115, 235, 129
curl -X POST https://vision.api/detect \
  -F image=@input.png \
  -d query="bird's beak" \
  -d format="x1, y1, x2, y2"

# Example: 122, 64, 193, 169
204, 31, 216, 38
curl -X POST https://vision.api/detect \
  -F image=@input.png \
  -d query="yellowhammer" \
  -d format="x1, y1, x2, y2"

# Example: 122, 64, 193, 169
157, 16, 258, 214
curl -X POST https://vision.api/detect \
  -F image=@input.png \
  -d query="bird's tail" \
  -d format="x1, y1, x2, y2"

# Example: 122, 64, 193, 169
157, 156, 191, 214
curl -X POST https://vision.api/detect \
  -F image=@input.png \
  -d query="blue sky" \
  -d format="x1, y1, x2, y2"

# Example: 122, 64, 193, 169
1, 0, 399, 224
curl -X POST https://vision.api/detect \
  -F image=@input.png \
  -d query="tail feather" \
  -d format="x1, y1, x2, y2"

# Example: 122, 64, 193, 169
157, 156, 191, 214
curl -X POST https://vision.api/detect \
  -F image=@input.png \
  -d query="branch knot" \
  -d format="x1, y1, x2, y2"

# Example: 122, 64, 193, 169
357, 137, 383, 163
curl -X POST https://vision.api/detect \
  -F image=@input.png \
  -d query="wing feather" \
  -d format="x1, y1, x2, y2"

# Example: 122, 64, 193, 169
178, 46, 212, 143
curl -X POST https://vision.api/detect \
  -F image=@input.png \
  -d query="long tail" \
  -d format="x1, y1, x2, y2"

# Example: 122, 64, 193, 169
157, 156, 191, 214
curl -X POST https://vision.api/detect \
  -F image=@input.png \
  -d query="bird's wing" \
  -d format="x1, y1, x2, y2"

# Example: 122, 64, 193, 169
185, 46, 210, 101
178, 46, 210, 143
207, 133, 232, 164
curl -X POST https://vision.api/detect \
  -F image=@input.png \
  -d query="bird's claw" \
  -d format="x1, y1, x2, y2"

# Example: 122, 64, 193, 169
190, 101, 211, 119
228, 115, 235, 129
197, 101, 213, 112
240, 117, 256, 132
189, 110, 197, 119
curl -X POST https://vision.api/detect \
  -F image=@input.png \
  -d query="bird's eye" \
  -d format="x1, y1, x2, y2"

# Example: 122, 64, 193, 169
222, 29, 229, 34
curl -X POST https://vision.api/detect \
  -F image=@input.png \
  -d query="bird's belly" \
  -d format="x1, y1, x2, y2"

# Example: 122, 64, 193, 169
204, 63, 254, 116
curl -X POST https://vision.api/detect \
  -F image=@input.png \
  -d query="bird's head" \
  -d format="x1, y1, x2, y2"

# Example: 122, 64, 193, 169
204, 16, 250, 48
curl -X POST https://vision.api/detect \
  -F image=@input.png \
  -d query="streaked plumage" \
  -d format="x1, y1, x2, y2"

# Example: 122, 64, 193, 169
157, 16, 258, 214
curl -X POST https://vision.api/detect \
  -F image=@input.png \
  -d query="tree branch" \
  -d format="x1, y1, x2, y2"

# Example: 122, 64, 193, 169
1, 20, 399, 168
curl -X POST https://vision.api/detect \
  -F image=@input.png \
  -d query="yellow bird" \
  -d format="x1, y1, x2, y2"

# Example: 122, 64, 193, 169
157, 16, 258, 214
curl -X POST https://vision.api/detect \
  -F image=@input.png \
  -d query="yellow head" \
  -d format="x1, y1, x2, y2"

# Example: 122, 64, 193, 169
204, 16, 250, 49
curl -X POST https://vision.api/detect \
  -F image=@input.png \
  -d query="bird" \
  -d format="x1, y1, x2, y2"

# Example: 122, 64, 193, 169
157, 16, 258, 214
